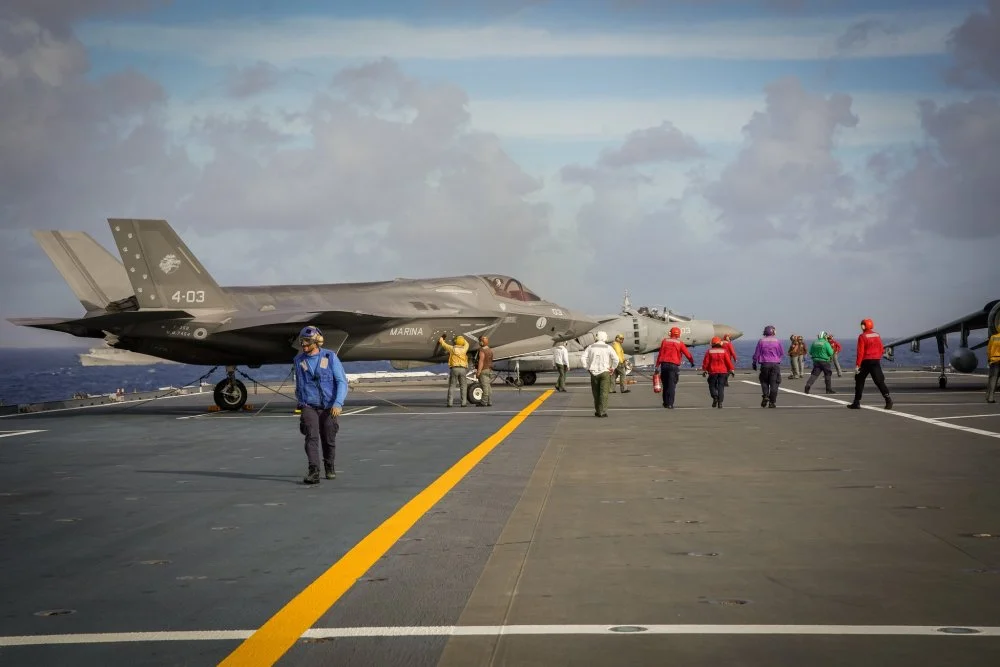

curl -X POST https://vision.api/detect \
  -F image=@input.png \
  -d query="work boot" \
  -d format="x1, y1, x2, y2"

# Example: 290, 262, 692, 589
768, 401, 776, 408
325, 464, 336, 480
884, 395, 893, 410
303, 465, 320, 485
717, 401, 723, 409
804, 385, 811, 394
761, 397, 768, 408
847, 403, 861, 409
712, 398, 718, 407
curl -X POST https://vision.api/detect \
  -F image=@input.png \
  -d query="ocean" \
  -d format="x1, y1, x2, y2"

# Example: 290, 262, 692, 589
0, 337, 989, 406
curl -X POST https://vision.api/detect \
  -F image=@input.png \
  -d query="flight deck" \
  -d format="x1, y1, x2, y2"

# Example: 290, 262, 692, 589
1, 369, 999, 666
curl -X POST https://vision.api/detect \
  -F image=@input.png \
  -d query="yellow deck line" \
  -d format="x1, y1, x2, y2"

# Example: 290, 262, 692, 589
218, 389, 554, 666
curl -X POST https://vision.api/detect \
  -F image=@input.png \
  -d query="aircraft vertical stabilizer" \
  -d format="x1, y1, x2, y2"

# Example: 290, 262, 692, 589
107, 218, 234, 311
32, 230, 133, 312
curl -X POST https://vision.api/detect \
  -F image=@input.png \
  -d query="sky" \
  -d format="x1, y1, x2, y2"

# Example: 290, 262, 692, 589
1, 0, 999, 349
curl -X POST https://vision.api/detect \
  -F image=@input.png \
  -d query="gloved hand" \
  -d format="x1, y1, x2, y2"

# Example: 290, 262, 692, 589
752, 363, 757, 371
330, 406, 342, 417
701, 371, 708, 378
729, 371, 735, 377
854, 367, 860, 375
690, 362, 696, 368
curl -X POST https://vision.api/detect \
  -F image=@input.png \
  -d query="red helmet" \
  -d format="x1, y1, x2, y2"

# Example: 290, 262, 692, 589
711, 336, 722, 346
861, 318, 874, 330
670, 326, 681, 338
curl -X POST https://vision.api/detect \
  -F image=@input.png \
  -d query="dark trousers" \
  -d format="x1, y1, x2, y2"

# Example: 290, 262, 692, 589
805, 360, 833, 392
758, 362, 781, 403
301, 406, 338, 469
708, 373, 726, 402
853, 359, 890, 404
660, 362, 679, 407
988, 362, 999, 401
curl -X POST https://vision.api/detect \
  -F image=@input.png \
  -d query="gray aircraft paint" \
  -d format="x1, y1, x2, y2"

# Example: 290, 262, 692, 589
9, 219, 600, 369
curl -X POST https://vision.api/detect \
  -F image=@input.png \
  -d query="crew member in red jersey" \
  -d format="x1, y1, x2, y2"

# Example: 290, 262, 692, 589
656, 327, 695, 409
702, 337, 736, 408
849, 318, 893, 410
722, 333, 737, 387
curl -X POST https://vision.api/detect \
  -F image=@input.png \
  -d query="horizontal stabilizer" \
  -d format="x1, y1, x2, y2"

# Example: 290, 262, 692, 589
32, 231, 132, 312
7, 309, 192, 337
107, 218, 234, 310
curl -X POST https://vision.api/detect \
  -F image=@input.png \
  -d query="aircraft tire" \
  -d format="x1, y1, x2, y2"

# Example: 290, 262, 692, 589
214, 378, 248, 411
467, 382, 484, 405
519, 371, 537, 386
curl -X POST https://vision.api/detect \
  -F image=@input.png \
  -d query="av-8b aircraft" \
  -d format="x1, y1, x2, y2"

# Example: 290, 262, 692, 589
485, 291, 742, 387
9, 219, 599, 410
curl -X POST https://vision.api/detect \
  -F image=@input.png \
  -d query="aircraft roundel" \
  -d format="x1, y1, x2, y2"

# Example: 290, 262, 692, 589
535, 317, 547, 330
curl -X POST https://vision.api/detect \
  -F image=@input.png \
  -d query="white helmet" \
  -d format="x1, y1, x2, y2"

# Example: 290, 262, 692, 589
596, 331, 608, 342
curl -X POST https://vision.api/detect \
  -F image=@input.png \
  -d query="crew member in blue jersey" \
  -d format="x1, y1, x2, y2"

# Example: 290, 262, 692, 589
294, 326, 349, 484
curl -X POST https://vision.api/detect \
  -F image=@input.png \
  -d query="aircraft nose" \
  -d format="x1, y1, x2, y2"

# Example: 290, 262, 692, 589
714, 324, 742, 340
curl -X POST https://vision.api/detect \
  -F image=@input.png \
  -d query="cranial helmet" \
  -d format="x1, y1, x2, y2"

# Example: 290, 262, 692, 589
455, 335, 466, 346
861, 318, 874, 330
723, 333, 732, 341
596, 331, 608, 342
764, 325, 776, 336
615, 333, 624, 341
299, 325, 322, 339
711, 336, 722, 346
818, 330, 827, 340
670, 326, 681, 338
479, 335, 489, 345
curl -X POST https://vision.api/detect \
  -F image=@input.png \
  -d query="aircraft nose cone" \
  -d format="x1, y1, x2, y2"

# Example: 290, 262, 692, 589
714, 324, 742, 341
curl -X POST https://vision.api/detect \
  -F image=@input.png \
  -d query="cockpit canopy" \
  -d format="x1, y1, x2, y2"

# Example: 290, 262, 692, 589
480, 275, 542, 302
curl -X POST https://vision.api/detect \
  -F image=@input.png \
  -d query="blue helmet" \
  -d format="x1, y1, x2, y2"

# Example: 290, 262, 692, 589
763, 325, 775, 336
299, 325, 322, 339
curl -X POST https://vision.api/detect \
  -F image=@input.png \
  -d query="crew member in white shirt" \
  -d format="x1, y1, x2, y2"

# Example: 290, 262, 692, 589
581, 331, 618, 417
552, 342, 570, 392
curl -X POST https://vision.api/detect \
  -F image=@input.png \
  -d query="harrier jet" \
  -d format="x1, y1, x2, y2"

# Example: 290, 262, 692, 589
485, 291, 742, 387
883, 299, 1000, 389
9, 219, 599, 410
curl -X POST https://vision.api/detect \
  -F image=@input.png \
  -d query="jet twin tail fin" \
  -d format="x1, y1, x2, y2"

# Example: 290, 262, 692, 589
107, 218, 234, 311
32, 231, 133, 313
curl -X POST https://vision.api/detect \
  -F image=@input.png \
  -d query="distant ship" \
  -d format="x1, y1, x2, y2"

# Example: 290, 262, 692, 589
78, 345, 179, 367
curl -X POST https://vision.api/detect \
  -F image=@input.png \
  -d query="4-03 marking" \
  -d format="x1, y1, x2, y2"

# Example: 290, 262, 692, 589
172, 289, 206, 304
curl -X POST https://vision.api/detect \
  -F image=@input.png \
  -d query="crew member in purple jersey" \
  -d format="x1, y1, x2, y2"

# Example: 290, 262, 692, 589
752, 325, 785, 408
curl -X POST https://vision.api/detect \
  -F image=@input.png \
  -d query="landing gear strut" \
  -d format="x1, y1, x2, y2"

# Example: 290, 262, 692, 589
214, 365, 248, 411
936, 334, 947, 390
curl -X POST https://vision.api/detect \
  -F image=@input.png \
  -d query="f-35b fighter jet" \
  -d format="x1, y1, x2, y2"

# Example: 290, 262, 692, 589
9, 219, 599, 410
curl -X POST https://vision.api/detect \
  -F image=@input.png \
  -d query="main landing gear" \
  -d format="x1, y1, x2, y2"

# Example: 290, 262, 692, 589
214, 365, 248, 411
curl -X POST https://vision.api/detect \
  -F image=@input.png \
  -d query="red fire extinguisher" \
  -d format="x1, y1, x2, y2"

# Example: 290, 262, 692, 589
653, 372, 662, 393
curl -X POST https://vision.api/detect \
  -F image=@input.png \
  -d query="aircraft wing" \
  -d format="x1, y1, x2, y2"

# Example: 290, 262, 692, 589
490, 335, 565, 361
209, 309, 400, 336
884, 299, 1000, 351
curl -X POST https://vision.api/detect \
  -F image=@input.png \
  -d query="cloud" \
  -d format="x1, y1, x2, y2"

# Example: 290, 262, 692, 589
945, 0, 1000, 89
0, 0, 160, 36
76, 11, 962, 64
698, 76, 864, 243
872, 96, 1000, 241
597, 121, 706, 167
466, 92, 941, 147
835, 18, 902, 55
224, 60, 283, 98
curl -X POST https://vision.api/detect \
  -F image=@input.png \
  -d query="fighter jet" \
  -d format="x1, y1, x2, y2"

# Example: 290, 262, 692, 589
8, 219, 600, 410
883, 299, 1000, 389
484, 290, 742, 388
